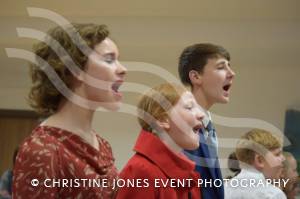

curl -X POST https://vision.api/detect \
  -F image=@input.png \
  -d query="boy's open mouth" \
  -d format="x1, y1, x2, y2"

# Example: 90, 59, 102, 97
193, 124, 203, 134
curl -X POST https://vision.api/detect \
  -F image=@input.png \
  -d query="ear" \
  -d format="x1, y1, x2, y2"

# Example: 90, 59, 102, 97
188, 70, 202, 86
156, 118, 170, 131
253, 153, 265, 170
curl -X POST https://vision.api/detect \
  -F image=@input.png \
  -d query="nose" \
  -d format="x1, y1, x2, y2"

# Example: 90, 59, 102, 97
195, 107, 205, 122
227, 66, 235, 79
117, 61, 127, 77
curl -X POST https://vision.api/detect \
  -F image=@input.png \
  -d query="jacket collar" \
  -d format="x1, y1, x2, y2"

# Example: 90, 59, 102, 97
134, 129, 199, 181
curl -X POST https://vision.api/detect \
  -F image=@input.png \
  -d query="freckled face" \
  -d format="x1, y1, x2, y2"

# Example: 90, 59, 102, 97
167, 91, 205, 150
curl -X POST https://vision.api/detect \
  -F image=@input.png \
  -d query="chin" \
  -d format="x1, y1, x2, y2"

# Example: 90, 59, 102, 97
183, 140, 199, 150
218, 97, 230, 104
102, 101, 121, 111
185, 143, 199, 150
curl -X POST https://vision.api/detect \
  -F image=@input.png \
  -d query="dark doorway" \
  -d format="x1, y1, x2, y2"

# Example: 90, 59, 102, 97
0, 109, 40, 174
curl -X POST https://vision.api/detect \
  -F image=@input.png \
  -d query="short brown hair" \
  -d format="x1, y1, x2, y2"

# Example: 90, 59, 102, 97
178, 43, 230, 87
236, 129, 282, 165
137, 83, 187, 132
29, 23, 109, 115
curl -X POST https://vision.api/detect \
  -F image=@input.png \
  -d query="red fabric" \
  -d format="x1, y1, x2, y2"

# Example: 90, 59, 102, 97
13, 125, 118, 199
116, 130, 201, 199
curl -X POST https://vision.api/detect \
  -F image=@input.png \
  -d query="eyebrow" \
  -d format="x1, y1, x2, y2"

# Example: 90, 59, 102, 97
185, 100, 195, 106
103, 52, 117, 58
216, 60, 228, 65
274, 150, 282, 154
216, 60, 231, 67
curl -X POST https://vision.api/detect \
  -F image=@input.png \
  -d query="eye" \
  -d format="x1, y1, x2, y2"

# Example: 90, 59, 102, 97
276, 152, 282, 157
217, 65, 225, 70
103, 53, 117, 64
105, 58, 115, 64
185, 105, 193, 110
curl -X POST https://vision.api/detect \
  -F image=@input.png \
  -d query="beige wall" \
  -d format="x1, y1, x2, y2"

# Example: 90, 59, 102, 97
1, 0, 299, 176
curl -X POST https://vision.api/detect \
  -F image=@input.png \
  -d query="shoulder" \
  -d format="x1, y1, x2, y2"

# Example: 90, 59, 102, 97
120, 153, 164, 180
117, 154, 163, 199
14, 126, 64, 177
224, 177, 241, 199
260, 185, 287, 199
13, 127, 63, 197
18, 126, 63, 158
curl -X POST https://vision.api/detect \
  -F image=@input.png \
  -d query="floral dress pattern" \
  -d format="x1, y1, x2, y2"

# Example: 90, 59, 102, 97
13, 126, 118, 199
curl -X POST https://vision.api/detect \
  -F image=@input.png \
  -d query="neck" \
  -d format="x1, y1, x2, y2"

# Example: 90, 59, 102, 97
192, 87, 213, 110
43, 99, 94, 135
156, 130, 182, 153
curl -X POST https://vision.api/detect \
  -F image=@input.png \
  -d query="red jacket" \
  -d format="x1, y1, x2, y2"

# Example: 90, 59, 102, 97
116, 130, 201, 199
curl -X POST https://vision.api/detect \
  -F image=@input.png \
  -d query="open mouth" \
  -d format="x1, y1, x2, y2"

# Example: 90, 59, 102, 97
111, 81, 123, 93
193, 124, 203, 134
223, 83, 231, 92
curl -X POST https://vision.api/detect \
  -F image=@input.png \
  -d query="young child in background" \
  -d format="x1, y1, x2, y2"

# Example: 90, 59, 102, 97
225, 129, 286, 199
281, 152, 299, 199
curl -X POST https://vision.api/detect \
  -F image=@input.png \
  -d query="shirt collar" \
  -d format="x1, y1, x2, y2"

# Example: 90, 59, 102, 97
202, 109, 211, 128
